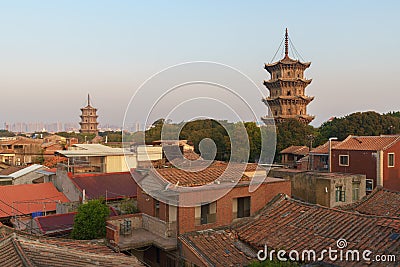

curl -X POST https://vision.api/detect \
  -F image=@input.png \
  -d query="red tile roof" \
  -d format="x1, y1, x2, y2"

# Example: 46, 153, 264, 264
0, 226, 144, 266
34, 212, 76, 235
280, 145, 309, 155
340, 187, 400, 217
179, 228, 256, 267
234, 194, 400, 266
154, 162, 260, 187
182, 194, 400, 266
333, 135, 400, 151
71, 172, 137, 200
0, 166, 23, 175
0, 183, 69, 218
310, 140, 341, 155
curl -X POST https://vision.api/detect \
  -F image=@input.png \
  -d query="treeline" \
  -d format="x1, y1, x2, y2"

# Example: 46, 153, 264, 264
144, 111, 400, 162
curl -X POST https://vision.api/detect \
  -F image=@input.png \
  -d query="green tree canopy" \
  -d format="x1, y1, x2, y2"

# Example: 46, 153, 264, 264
71, 199, 109, 240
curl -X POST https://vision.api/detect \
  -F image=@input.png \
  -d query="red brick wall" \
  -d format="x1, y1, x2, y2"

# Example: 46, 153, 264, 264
384, 141, 400, 191
331, 150, 377, 185
177, 180, 291, 234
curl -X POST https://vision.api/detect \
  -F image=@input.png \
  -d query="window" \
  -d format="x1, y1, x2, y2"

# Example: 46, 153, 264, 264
366, 179, 374, 193
195, 202, 216, 225
154, 200, 160, 218
287, 90, 291, 96
335, 186, 346, 202
388, 153, 395, 167
233, 197, 251, 219
339, 155, 349, 166
352, 183, 360, 201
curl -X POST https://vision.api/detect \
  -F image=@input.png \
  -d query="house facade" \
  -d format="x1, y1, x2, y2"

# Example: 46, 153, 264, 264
331, 135, 400, 192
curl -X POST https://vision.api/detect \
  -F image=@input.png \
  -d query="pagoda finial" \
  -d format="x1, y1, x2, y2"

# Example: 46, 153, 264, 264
285, 28, 289, 58
88, 93, 90, 106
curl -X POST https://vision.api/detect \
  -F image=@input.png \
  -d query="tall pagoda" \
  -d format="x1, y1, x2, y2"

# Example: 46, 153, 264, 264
79, 94, 99, 134
262, 29, 314, 124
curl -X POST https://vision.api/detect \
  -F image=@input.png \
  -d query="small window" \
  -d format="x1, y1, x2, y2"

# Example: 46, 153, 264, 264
366, 179, 374, 193
154, 200, 160, 218
274, 110, 278, 116
287, 90, 291, 96
335, 186, 346, 202
352, 183, 360, 201
233, 197, 251, 219
197, 202, 216, 225
339, 155, 349, 166
388, 153, 395, 167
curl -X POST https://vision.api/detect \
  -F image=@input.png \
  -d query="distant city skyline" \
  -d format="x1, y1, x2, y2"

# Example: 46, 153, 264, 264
1, 1, 399, 127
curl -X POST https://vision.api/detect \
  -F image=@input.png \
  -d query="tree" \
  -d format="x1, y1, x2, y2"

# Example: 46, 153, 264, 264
71, 199, 109, 240
119, 198, 139, 215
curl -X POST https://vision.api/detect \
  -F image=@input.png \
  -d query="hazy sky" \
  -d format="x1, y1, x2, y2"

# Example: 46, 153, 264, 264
1, 1, 399, 128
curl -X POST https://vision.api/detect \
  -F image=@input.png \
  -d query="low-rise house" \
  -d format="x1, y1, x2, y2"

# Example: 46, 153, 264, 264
0, 164, 49, 185
280, 145, 309, 168
309, 140, 341, 171
0, 182, 69, 227
331, 135, 400, 192
179, 194, 400, 267
269, 168, 366, 208
56, 143, 138, 173
54, 170, 137, 204
0, 136, 42, 166
106, 161, 291, 266
0, 225, 144, 266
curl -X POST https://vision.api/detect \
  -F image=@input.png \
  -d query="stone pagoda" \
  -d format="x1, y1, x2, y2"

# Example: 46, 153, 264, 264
262, 29, 314, 124
79, 94, 99, 134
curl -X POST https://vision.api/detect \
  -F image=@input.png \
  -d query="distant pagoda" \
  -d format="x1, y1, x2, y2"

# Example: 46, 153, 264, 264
79, 94, 99, 134
262, 29, 314, 124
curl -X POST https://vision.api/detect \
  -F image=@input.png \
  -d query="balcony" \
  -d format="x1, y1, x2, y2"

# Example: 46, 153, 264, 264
106, 213, 177, 252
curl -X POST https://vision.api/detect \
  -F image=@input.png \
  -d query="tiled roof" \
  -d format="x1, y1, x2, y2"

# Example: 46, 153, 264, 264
179, 228, 256, 267
0, 226, 144, 267
34, 212, 76, 235
234, 194, 400, 266
0, 166, 23, 175
181, 194, 400, 266
280, 145, 309, 155
333, 135, 400, 151
71, 172, 137, 200
341, 187, 400, 217
0, 183, 69, 218
154, 162, 260, 187
310, 140, 341, 155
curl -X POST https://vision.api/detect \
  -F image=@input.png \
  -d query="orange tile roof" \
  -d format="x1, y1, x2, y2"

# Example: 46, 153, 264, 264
310, 140, 341, 154
341, 187, 400, 217
280, 145, 309, 155
333, 135, 400, 151
0, 183, 69, 218
180, 228, 256, 267
182, 194, 400, 266
155, 162, 259, 187
0, 226, 144, 266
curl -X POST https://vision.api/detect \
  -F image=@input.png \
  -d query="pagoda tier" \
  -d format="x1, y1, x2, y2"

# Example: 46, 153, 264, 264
261, 28, 315, 125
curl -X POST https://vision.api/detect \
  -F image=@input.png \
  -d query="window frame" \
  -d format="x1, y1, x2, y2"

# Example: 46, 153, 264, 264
339, 155, 349, 166
388, 153, 395, 167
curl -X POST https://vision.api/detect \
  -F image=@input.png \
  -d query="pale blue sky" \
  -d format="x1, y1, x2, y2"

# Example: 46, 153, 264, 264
1, 1, 399, 128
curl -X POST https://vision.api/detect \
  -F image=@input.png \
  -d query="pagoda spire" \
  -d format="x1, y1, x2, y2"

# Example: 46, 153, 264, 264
284, 28, 289, 58
88, 93, 90, 106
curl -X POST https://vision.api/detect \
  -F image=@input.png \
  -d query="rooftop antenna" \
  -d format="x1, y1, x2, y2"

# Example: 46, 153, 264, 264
284, 28, 289, 58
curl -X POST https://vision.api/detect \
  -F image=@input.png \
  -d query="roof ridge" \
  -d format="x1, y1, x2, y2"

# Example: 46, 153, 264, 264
11, 234, 36, 267
178, 235, 215, 267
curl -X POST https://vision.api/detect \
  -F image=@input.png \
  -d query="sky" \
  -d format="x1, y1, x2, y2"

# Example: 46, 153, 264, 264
1, 1, 400, 128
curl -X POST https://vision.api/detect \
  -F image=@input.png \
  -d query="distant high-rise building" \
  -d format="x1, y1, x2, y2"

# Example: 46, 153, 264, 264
262, 29, 314, 124
79, 94, 99, 134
